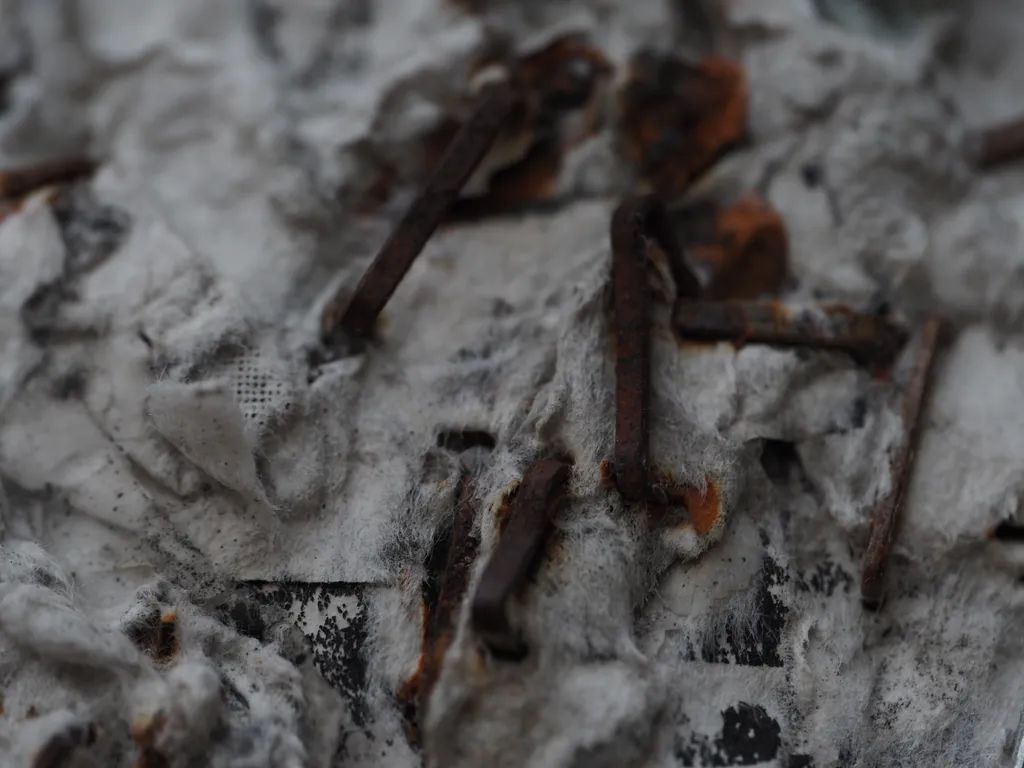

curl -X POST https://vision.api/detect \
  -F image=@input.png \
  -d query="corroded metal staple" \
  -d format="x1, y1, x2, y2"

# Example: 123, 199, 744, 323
861, 316, 945, 609
610, 194, 700, 502
324, 80, 516, 345
470, 457, 571, 657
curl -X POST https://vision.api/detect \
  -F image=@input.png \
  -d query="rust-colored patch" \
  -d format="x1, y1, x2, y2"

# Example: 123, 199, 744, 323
619, 52, 748, 199
442, 34, 613, 219
599, 459, 617, 489
682, 196, 789, 300
683, 478, 722, 535
447, 139, 563, 221
517, 34, 613, 117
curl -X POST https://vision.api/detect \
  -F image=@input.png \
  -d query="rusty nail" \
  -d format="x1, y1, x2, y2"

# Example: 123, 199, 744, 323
470, 458, 571, 658
418, 475, 481, 715
673, 300, 907, 365
969, 115, 1024, 170
861, 316, 945, 610
611, 195, 701, 502
32, 721, 97, 768
323, 80, 516, 344
0, 157, 97, 201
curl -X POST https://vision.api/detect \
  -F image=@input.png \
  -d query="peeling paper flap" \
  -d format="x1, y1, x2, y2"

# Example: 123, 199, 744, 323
146, 378, 275, 522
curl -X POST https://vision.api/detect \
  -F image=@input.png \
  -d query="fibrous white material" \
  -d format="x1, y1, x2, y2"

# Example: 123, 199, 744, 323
1, 0, 1024, 766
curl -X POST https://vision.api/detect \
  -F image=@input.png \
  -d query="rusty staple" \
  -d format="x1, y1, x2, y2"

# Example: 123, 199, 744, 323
324, 80, 516, 344
861, 317, 945, 609
673, 300, 907, 364
470, 458, 571, 658
610, 195, 701, 502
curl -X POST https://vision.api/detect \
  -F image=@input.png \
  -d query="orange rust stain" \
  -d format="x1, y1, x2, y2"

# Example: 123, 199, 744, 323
448, 140, 563, 221
448, 35, 613, 220
159, 610, 176, 624
687, 195, 789, 300
599, 459, 617, 489
620, 53, 748, 199
683, 479, 722, 535
517, 33, 613, 117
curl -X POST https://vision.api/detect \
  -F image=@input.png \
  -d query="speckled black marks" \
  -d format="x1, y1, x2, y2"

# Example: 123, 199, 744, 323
698, 556, 788, 668
796, 559, 854, 598
241, 581, 371, 728
675, 703, 782, 766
